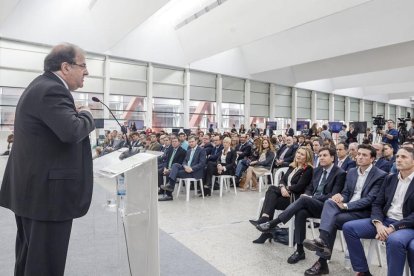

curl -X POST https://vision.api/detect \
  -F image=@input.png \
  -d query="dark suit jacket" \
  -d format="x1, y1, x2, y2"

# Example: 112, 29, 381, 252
162, 146, 186, 169
202, 142, 214, 157
255, 151, 275, 170
286, 128, 294, 137
276, 144, 296, 166
375, 157, 392, 173
216, 149, 237, 175
0, 72, 95, 221
305, 165, 346, 202
336, 156, 356, 172
280, 165, 313, 200
182, 146, 207, 179
208, 145, 223, 162
371, 174, 414, 230
235, 142, 252, 161
265, 128, 274, 137
341, 166, 387, 211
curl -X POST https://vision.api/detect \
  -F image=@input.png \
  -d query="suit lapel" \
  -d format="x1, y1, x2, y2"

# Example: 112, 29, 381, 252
388, 175, 399, 206
361, 167, 375, 193
403, 177, 414, 205
313, 168, 323, 192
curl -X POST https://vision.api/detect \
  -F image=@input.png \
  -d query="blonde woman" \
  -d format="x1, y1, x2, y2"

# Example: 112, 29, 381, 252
240, 138, 275, 191
204, 137, 237, 196
249, 147, 314, 243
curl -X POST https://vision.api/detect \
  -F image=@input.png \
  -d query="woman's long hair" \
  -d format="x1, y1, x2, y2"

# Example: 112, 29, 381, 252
259, 138, 275, 155
290, 146, 314, 169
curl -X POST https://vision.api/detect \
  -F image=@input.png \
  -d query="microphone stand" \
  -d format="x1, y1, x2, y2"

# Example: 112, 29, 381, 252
93, 98, 132, 150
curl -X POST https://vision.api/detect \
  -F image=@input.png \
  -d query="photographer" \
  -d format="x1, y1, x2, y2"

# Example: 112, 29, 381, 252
407, 118, 414, 143
380, 120, 399, 154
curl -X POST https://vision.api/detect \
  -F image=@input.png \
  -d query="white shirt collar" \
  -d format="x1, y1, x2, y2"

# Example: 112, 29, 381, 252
358, 164, 373, 176
398, 170, 414, 183
52, 72, 69, 90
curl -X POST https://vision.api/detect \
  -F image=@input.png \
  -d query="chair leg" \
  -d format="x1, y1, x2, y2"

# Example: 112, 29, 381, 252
288, 217, 295, 248
185, 180, 190, 202
310, 219, 316, 239
220, 177, 224, 197
258, 177, 263, 192
176, 179, 182, 198
232, 176, 237, 195
199, 179, 204, 199
339, 230, 346, 252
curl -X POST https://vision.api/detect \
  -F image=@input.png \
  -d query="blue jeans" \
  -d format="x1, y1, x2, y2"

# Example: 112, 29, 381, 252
343, 218, 414, 275
235, 159, 249, 177
407, 239, 414, 275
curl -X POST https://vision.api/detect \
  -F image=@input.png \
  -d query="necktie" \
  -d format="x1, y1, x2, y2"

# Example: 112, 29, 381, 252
168, 149, 177, 168
315, 170, 327, 195
188, 149, 195, 166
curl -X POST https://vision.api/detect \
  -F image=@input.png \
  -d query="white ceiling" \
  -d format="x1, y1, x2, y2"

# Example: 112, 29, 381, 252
0, 0, 413, 106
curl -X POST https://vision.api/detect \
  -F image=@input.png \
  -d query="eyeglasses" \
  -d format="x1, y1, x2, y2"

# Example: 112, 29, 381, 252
70, 62, 87, 69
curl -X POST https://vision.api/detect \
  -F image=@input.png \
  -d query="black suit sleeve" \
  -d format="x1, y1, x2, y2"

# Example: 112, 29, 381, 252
313, 171, 346, 202
288, 167, 313, 194
39, 85, 95, 143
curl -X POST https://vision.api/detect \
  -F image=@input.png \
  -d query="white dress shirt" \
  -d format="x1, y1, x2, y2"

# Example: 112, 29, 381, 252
350, 165, 372, 202
387, 171, 414, 221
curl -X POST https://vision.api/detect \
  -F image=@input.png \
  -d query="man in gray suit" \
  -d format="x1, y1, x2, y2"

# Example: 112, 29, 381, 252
0, 43, 95, 276
303, 144, 386, 275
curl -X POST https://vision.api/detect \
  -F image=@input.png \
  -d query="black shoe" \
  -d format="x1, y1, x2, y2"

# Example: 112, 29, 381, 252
252, 233, 273, 244
303, 238, 331, 258
158, 189, 164, 195
304, 261, 329, 275
249, 217, 269, 227
287, 250, 305, 264
256, 222, 275, 233
158, 195, 173, 201
200, 187, 211, 197
160, 184, 174, 192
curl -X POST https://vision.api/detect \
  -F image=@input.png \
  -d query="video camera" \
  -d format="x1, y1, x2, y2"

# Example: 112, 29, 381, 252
372, 115, 386, 131
397, 112, 411, 130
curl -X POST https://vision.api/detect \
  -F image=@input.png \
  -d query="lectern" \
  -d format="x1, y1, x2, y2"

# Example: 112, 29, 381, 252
93, 149, 161, 276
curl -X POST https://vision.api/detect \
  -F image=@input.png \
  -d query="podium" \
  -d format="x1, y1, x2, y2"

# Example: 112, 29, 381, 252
93, 148, 162, 276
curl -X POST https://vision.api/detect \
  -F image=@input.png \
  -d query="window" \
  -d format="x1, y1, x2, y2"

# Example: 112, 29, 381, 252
222, 103, 244, 131
0, 87, 23, 130
152, 98, 183, 129
189, 101, 216, 131
72, 92, 104, 119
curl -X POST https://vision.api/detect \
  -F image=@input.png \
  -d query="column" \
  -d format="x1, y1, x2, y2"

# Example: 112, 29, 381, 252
146, 63, 153, 128
216, 74, 222, 132
329, 93, 334, 122
291, 88, 298, 132
183, 68, 190, 129
269, 84, 276, 120
244, 80, 251, 127
103, 55, 110, 119
345, 97, 351, 126
311, 91, 317, 124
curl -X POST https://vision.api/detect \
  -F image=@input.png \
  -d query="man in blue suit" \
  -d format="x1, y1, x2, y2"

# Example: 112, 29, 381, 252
335, 142, 356, 172
303, 144, 386, 275
160, 136, 206, 201
343, 147, 414, 276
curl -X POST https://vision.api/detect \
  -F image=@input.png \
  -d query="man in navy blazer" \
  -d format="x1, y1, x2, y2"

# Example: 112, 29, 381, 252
0, 44, 95, 276
303, 144, 386, 275
343, 147, 414, 276
235, 134, 252, 162
256, 147, 346, 266
157, 136, 186, 192
275, 136, 297, 168
160, 136, 206, 201
335, 142, 356, 172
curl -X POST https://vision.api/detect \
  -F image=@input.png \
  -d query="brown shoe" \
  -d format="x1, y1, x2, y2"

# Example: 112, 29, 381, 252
304, 261, 329, 275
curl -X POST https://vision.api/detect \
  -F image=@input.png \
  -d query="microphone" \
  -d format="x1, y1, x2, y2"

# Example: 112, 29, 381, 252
92, 97, 131, 150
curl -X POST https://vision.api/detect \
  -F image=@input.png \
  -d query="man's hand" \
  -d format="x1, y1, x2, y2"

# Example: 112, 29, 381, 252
331, 193, 343, 203
250, 161, 258, 165
374, 222, 390, 241
184, 166, 193, 173
335, 201, 346, 210
163, 168, 170, 175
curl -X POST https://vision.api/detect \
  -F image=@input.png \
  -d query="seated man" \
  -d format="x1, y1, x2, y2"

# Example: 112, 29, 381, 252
147, 134, 161, 151
157, 136, 186, 194
274, 136, 297, 168
207, 135, 223, 162
342, 147, 414, 276
303, 144, 386, 275
335, 142, 356, 172
159, 136, 206, 201
255, 147, 346, 266
374, 142, 394, 173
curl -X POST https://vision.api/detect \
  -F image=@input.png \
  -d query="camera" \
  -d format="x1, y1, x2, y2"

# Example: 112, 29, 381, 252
397, 112, 411, 144
372, 115, 386, 131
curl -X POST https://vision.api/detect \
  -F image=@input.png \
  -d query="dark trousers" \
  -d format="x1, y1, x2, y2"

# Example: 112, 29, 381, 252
167, 163, 195, 196
158, 167, 170, 188
278, 196, 324, 245
317, 200, 370, 259
260, 186, 291, 219
205, 162, 233, 188
14, 215, 73, 276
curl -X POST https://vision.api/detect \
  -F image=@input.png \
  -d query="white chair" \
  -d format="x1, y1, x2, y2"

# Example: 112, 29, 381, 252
257, 154, 278, 192
176, 178, 204, 201
212, 175, 237, 197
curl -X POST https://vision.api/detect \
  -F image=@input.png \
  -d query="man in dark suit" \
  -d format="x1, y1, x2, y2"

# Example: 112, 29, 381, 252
343, 147, 414, 276
373, 142, 393, 173
303, 144, 386, 275
335, 142, 356, 172
200, 134, 214, 156
157, 136, 186, 193
256, 147, 346, 266
235, 134, 252, 162
265, 124, 274, 137
286, 123, 295, 137
0, 44, 95, 276
275, 136, 297, 168
160, 136, 206, 201
207, 135, 223, 162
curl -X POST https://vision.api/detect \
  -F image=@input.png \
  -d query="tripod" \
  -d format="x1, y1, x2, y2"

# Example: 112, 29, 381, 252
374, 126, 383, 143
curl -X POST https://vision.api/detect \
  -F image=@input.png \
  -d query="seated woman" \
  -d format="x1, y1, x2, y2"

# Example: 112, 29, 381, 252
249, 146, 313, 243
204, 137, 237, 196
239, 138, 275, 191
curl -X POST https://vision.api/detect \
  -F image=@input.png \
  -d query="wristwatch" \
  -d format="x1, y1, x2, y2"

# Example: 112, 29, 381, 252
343, 203, 348, 210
